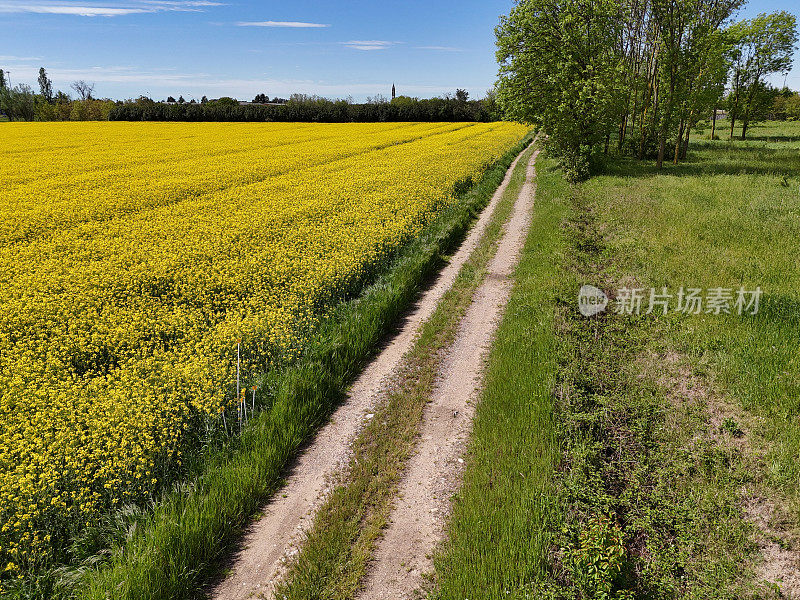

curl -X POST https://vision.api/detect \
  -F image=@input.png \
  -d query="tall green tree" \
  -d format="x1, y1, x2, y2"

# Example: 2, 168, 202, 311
649, 0, 741, 167
727, 11, 798, 139
0, 84, 36, 121
675, 3, 740, 161
37, 67, 53, 103
496, 0, 625, 181
698, 32, 732, 142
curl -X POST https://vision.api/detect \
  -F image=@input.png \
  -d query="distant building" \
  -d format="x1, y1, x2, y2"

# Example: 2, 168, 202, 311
392, 83, 396, 100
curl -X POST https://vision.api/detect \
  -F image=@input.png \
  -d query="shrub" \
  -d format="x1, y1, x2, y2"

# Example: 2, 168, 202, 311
563, 515, 633, 600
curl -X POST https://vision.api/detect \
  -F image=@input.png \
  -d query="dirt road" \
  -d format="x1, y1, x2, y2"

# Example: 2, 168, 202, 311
357, 150, 539, 599
212, 147, 531, 600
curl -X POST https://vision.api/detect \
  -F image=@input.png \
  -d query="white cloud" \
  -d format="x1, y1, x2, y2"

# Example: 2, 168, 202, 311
0, 4, 147, 16
237, 20, 329, 28
0, 0, 223, 17
139, 1, 223, 5
342, 40, 397, 51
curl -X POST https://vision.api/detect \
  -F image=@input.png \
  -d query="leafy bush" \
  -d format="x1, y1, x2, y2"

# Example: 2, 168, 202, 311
0, 84, 36, 121
563, 515, 633, 600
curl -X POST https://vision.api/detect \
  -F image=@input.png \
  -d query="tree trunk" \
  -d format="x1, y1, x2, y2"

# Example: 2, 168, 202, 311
619, 82, 634, 152
679, 110, 696, 160
681, 121, 691, 159
639, 122, 647, 159
639, 47, 658, 160
658, 64, 676, 170
638, 85, 651, 160
711, 107, 717, 139
628, 92, 638, 152
728, 70, 741, 140
650, 73, 661, 161
741, 81, 759, 141
673, 119, 684, 164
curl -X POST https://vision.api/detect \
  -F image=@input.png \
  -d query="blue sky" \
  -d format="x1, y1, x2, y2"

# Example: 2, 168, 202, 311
0, 0, 798, 102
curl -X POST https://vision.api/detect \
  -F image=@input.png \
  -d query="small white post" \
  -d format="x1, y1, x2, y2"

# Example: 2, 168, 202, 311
236, 340, 241, 403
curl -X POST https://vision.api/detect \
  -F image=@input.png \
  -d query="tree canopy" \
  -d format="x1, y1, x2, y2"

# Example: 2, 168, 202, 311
496, 0, 797, 180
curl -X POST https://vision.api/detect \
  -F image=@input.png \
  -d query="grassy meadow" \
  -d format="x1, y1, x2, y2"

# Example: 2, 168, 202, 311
595, 120, 800, 510
433, 120, 800, 598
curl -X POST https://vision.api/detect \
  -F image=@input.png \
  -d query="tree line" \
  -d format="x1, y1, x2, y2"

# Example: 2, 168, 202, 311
109, 92, 501, 123
496, 0, 798, 181
0, 67, 113, 121
0, 68, 501, 124
772, 88, 800, 120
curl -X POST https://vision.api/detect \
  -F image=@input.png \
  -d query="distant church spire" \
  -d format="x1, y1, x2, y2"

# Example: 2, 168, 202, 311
391, 82, 396, 99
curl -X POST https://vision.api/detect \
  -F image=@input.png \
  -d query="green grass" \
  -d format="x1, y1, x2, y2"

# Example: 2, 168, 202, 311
587, 120, 800, 509
698, 118, 800, 145
432, 120, 800, 598
273, 142, 539, 600
544, 194, 756, 599
62, 134, 534, 600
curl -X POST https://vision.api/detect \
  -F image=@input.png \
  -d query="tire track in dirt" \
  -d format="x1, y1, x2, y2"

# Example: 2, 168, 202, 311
211, 146, 531, 600
357, 150, 539, 600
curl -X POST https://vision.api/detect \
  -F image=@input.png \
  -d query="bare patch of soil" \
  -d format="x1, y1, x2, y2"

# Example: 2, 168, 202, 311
653, 351, 800, 598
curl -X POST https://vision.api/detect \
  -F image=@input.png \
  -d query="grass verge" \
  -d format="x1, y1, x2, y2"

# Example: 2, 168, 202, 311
561, 119, 800, 597
71, 134, 534, 600
272, 142, 538, 600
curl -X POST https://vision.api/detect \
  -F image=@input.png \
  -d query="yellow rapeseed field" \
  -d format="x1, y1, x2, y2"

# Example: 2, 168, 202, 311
0, 121, 527, 578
